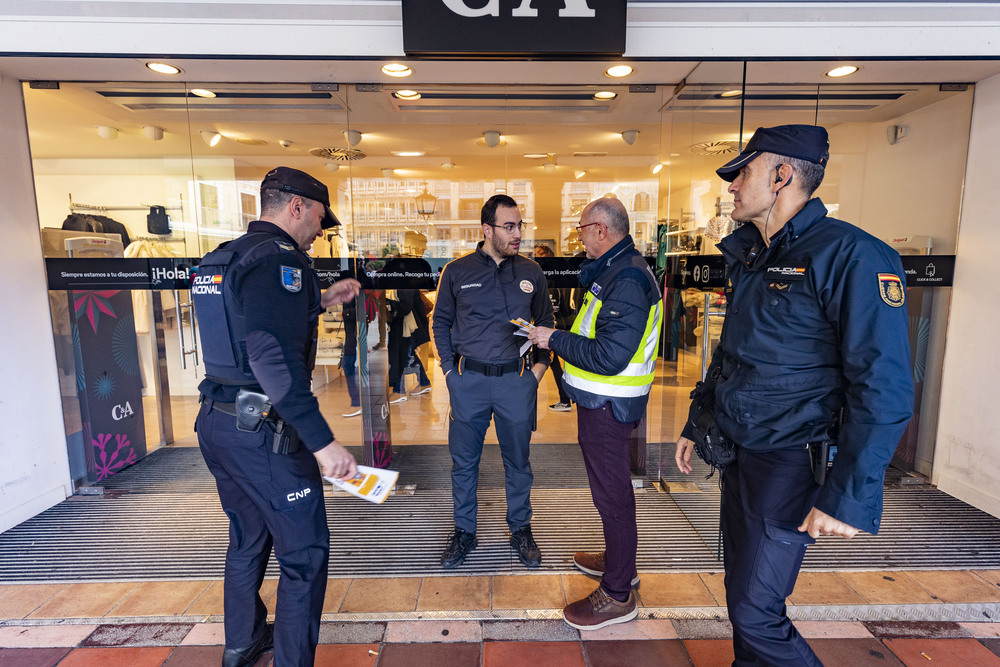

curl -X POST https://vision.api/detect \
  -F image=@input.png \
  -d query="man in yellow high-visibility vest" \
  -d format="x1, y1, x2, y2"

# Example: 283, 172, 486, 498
529, 196, 662, 630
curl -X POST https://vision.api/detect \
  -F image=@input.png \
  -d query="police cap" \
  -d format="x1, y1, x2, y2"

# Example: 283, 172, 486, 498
716, 125, 830, 182
261, 166, 340, 228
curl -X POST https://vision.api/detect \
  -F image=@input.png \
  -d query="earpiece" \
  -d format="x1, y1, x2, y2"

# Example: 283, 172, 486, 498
774, 165, 783, 184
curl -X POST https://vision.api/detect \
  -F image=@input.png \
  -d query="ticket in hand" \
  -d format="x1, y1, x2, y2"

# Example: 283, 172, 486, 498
510, 317, 534, 332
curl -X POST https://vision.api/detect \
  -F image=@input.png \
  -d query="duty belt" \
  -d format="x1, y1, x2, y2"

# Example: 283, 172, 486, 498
459, 356, 524, 377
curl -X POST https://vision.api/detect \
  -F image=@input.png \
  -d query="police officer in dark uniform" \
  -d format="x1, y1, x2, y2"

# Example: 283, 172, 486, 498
675, 126, 914, 665
192, 167, 360, 667
433, 194, 554, 569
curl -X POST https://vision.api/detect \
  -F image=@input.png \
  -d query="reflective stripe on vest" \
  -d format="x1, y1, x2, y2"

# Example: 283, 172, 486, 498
563, 288, 662, 398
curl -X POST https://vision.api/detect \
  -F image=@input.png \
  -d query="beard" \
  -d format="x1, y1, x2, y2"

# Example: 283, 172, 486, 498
488, 232, 518, 257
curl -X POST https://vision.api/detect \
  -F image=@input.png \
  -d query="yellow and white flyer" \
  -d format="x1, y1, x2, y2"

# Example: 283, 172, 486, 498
324, 465, 399, 504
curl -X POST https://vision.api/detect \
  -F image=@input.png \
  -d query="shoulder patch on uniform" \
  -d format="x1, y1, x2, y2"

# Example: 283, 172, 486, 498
281, 265, 303, 293
878, 273, 905, 307
590, 283, 602, 296
275, 241, 296, 252
519, 279, 534, 294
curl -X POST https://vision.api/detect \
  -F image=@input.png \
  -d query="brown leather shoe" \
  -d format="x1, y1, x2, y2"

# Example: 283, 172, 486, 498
563, 586, 637, 630
573, 551, 640, 588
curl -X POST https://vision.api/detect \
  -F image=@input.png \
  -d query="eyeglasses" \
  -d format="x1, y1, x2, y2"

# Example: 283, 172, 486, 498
487, 221, 526, 233
576, 221, 602, 233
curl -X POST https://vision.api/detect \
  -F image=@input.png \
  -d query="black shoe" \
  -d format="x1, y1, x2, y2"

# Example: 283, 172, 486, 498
441, 528, 477, 569
222, 623, 273, 667
510, 525, 542, 568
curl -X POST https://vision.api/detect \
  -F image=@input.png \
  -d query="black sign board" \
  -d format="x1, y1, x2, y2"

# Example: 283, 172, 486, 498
669, 255, 729, 290
402, 0, 626, 57
900, 255, 955, 288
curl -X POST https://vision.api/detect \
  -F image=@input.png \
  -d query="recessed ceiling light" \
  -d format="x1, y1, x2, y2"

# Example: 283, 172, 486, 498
382, 63, 412, 78
236, 138, 267, 146
720, 89, 742, 98
593, 91, 617, 100
394, 90, 421, 100
191, 89, 216, 98
605, 65, 634, 78
391, 151, 426, 157
826, 65, 860, 78
651, 163, 663, 174
574, 170, 587, 179
523, 153, 548, 159
146, 62, 180, 75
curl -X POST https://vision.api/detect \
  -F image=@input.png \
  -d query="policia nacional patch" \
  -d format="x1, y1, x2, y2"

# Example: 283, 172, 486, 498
281, 265, 303, 293
878, 272, 905, 307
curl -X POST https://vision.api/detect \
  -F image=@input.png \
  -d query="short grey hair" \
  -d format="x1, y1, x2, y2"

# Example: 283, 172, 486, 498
260, 188, 297, 217
587, 197, 630, 237
762, 153, 825, 197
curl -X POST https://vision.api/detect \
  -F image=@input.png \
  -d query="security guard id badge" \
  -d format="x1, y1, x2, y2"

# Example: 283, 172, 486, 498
510, 317, 534, 356
324, 465, 399, 504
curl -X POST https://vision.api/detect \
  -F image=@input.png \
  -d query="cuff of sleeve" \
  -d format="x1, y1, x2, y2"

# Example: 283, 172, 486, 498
680, 422, 697, 442
299, 421, 335, 453
815, 488, 881, 535
440, 360, 455, 374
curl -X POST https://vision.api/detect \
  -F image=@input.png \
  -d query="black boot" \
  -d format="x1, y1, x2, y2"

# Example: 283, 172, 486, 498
222, 623, 273, 667
510, 524, 542, 568
441, 528, 477, 569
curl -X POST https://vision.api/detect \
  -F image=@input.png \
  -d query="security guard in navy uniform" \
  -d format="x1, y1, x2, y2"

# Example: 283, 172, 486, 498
432, 194, 554, 569
193, 167, 360, 667
675, 126, 914, 665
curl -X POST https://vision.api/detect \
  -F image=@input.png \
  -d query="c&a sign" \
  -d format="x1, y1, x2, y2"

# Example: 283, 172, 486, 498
402, 0, 626, 57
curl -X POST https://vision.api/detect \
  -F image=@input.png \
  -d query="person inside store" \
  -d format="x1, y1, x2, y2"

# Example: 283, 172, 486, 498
674, 125, 914, 665
192, 166, 361, 667
527, 196, 662, 630
432, 194, 554, 569
533, 243, 576, 412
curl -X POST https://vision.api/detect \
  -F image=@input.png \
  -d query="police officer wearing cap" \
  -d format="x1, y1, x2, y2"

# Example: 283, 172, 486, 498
433, 194, 554, 569
193, 167, 361, 667
674, 126, 914, 665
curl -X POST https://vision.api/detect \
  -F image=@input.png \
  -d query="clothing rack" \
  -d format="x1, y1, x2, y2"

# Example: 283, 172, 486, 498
68, 193, 183, 213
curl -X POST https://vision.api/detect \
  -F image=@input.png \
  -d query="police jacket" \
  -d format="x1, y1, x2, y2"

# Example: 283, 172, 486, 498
193, 221, 334, 452
551, 235, 662, 423
682, 198, 914, 533
433, 242, 553, 375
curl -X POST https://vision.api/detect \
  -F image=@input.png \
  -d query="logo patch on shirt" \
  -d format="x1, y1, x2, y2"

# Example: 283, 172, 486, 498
765, 265, 807, 282
519, 280, 534, 294
590, 283, 602, 296
276, 241, 296, 252
281, 265, 302, 293
878, 273, 905, 307
767, 282, 791, 292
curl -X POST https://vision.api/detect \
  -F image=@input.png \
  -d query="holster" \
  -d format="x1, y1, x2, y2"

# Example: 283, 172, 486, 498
808, 442, 836, 485
235, 387, 271, 433
270, 419, 300, 455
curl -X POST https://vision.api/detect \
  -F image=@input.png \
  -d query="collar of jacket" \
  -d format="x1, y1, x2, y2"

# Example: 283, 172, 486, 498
245, 220, 310, 262
718, 198, 830, 268
474, 240, 516, 270
578, 234, 636, 287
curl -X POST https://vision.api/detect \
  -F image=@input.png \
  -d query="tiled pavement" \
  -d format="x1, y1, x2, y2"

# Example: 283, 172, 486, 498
2, 570, 1000, 665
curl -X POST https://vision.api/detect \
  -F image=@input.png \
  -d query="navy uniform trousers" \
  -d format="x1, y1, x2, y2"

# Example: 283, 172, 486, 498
722, 445, 823, 667
445, 361, 537, 533
196, 403, 329, 667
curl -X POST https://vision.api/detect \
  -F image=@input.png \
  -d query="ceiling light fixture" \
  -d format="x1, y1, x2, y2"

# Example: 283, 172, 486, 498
381, 168, 394, 178
543, 159, 557, 174
96, 125, 119, 140
325, 163, 340, 173
720, 89, 742, 98
651, 163, 663, 174
826, 65, 860, 78
482, 130, 503, 148
441, 161, 455, 170
621, 129, 639, 146
522, 153, 548, 159
394, 90, 421, 100
382, 63, 413, 77
391, 150, 426, 157
191, 88, 216, 98
143, 125, 164, 141
605, 65, 634, 78
343, 130, 362, 147
574, 170, 587, 179
146, 62, 180, 75
201, 130, 222, 147
593, 91, 617, 100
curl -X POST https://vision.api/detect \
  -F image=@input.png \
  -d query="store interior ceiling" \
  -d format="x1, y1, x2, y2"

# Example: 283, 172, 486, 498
12, 56, 1000, 226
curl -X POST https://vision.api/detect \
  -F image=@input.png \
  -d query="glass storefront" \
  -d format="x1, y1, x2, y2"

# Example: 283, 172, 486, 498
26, 63, 971, 487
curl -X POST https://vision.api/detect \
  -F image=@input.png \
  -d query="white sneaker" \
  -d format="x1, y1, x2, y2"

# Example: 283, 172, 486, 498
389, 394, 407, 404
411, 386, 432, 395
342, 408, 362, 417
548, 402, 572, 412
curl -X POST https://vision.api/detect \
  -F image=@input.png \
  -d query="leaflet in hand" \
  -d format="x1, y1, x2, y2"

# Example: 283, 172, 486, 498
510, 317, 534, 356
324, 465, 398, 504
